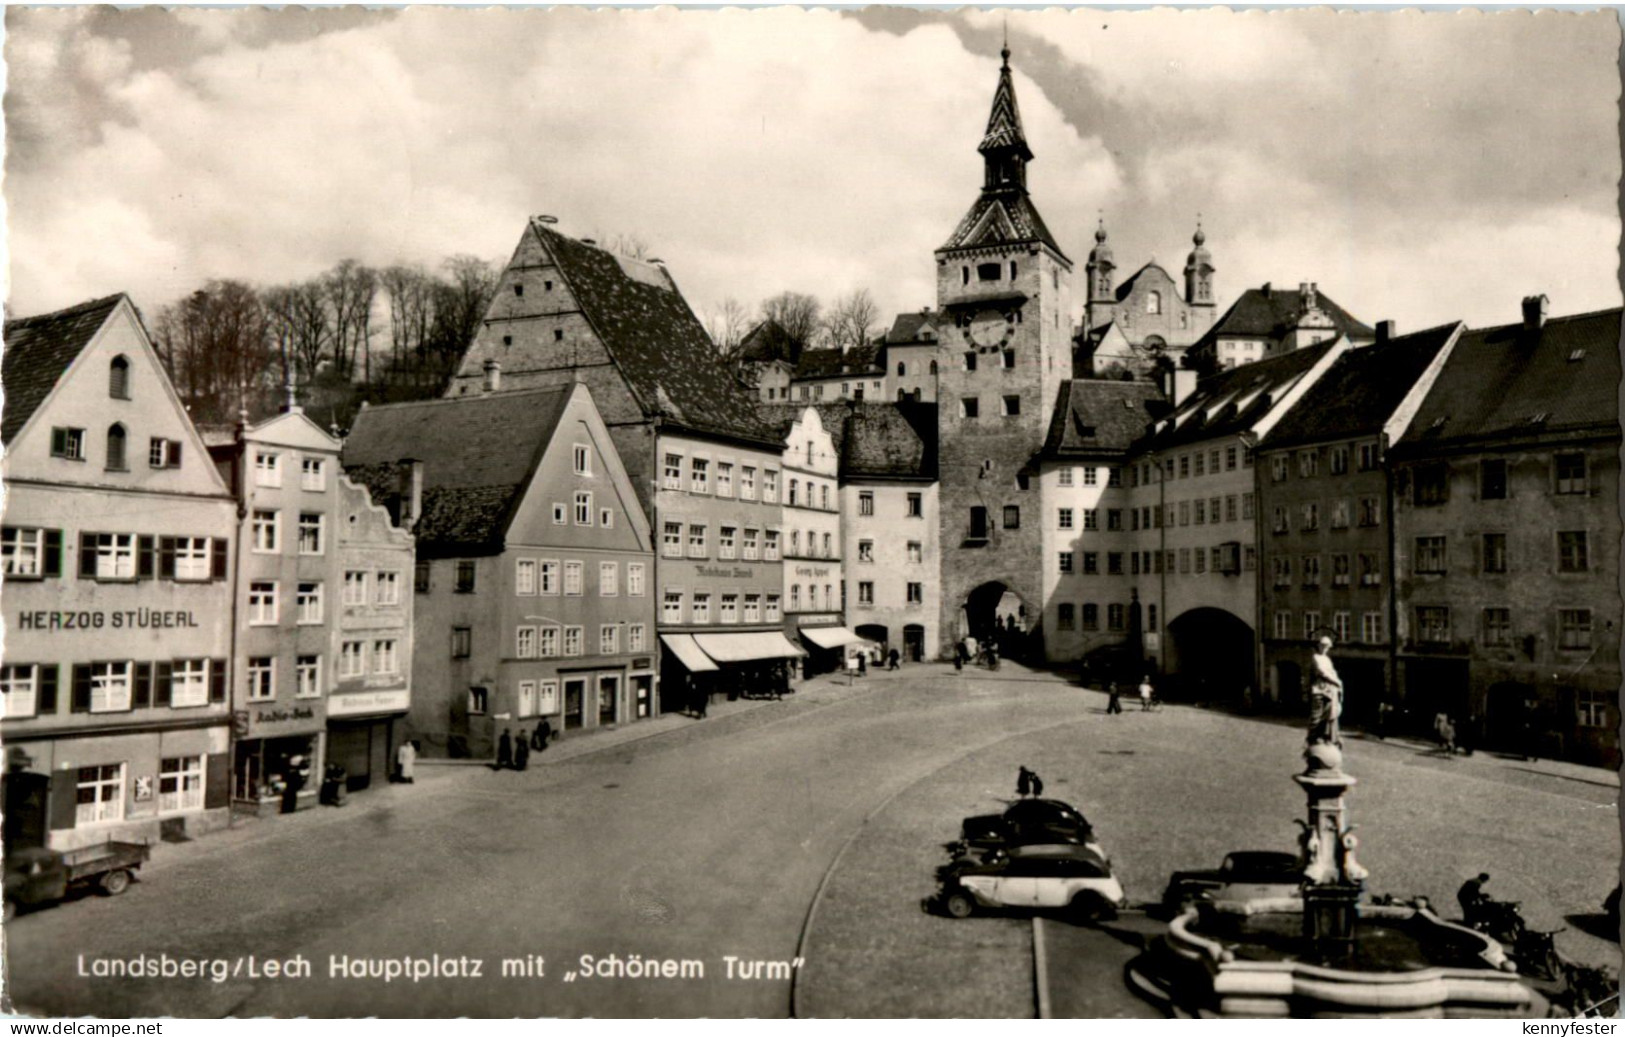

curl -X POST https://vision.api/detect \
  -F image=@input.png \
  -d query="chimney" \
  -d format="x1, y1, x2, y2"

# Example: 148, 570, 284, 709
1375, 320, 1395, 345
1261, 282, 1272, 299
483, 359, 501, 393
396, 459, 424, 530
1166, 366, 1198, 406
1522, 294, 1549, 331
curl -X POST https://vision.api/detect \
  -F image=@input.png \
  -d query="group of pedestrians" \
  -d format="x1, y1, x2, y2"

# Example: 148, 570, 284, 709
494, 720, 554, 771
1104, 675, 1157, 714
952, 634, 999, 672
1015, 765, 1045, 798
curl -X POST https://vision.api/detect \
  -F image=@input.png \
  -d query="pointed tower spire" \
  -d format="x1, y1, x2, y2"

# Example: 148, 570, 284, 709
979, 42, 1032, 192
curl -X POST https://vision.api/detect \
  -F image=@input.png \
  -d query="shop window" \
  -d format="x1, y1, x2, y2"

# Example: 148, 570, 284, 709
76, 764, 126, 826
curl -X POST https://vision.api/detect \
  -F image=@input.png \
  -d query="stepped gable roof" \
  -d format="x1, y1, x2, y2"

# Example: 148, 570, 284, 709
1148, 340, 1337, 451
759, 401, 850, 456
842, 402, 938, 480
1395, 307, 1622, 452
1113, 262, 1176, 302
533, 224, 777, 447
739, 319, 797, 364
1197, 284, 1373, 349
795, 344, 881, 379
1263, 322, 1461, 451
1043, 380, 1169, 458
341, 386, 572, 555
3, 294, 125, 444
940, 191, 1067, 259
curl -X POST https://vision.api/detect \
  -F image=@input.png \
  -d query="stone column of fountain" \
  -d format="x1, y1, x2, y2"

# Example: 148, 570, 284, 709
1296, 741, 1369, 960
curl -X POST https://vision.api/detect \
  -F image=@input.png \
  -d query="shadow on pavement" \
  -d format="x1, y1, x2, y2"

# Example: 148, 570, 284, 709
1566, 912, 1620, 943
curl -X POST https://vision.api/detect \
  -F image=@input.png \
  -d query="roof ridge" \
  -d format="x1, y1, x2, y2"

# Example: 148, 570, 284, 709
1466, 305, 1623, 336
369, 384, 574, 414
5, 292, 126, 330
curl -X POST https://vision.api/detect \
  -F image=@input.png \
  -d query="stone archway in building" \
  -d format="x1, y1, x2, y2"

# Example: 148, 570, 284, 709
961, 581, 1032, 659
856, 624, 890, 656
1166, 607, 1255, 704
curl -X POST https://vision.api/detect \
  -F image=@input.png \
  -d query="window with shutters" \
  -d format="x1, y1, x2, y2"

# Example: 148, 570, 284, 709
169, 536, 212, 581
89, 661, 133, 712
170, 659, 209, 707
296, 656, 322, 699
159, 756, 204, 814
148, 437, 182, 468
76, 764, 125, 826
80, 533, 136, 580
109, 355, 131, 399
3, 527, 48, 577
105, 425, 129, 470
2, 664, 39, 717
50, 427, 86, 461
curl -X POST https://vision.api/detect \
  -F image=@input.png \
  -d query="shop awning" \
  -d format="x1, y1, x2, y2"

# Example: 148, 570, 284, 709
800, 626, 871, 650
692, 631, 806, 663
661, 634, 719, 672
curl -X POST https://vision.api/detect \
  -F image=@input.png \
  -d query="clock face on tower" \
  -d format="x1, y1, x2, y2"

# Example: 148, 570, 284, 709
969, 309, 1011, 348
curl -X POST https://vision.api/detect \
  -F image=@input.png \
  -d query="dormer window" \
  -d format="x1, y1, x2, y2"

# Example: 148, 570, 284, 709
109, 356, 130, 400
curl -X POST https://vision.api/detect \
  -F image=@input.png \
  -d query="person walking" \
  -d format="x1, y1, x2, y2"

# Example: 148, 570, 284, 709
1106, 681, 1123, 715
1139, 675, 1154, 712
496, 728, 513, 770
1016, 766, 1034, 798
395, 739, 417, 784
1307, 636, 1343, 746
857, 652, 867, 677
888, 648, 900, 671
282, 755, 310, 814
536, 718, 553, 753
1435, 713, 1457, 756
513, 730, 531, 772
1030, 771, 1044, 798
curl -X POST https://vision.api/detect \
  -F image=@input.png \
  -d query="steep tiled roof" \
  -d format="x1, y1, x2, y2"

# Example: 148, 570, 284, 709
795, 344, 881, 379
2, 294, 125, 444
1042, 380, 1169, 458
1197, 284, 1373, 348
1263, 323, 1460, 450
1395, 307, 1622, 453
739, 320, 797, 364
534, 224, 778, 447
842, 402, 937, 480
341, 387, 571, 555
1147, 340, 1337, 452
885, 311, 946, 345
940, 191, 1066, 260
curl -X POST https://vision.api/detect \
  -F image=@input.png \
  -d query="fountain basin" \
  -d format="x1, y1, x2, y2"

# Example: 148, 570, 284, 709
1127, 900, 1541, 1018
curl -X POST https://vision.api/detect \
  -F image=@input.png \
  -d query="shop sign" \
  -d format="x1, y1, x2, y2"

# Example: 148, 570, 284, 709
327, 688, 411, 717
1144, 633, 1161, 651
133, 775, 154, 802
15, 608, 203, 632
794, 566, 831, 578
631, 657, 652, 670
695, 564, 752, 579
240, 704, 322, 738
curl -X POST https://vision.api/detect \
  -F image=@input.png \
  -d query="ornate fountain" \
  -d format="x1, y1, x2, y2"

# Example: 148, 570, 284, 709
1126, 711, 1540, 1018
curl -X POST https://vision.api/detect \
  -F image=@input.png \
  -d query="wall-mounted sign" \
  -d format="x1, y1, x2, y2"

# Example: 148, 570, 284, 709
793, 566, 832, 578
327, 688, 411, 717
243, 704, 322, 739
15, 609, 203, 632
695, 565, 753, 579
133, 775, 154, 802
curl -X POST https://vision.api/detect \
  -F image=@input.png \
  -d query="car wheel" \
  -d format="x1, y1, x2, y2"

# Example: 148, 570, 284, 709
943, 891, 976, 919
100, 869, 131, 896
1070, 892, 1114, 924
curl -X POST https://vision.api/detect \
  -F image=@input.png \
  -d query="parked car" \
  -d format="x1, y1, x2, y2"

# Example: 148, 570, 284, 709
935, 843, 1125, 922
1161, 850, 1301, 912
959, 798, 1099, 854
3, 841, 149, 920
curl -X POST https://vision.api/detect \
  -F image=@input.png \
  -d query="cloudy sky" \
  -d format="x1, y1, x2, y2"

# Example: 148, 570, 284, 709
5, 7, 1620, 337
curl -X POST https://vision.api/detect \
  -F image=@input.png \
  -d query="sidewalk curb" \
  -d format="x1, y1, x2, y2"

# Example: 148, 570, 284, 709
1033, 917, 1053, 1019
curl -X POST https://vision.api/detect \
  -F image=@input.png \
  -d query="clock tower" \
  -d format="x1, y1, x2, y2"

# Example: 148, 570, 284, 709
932, 44, 1074, 660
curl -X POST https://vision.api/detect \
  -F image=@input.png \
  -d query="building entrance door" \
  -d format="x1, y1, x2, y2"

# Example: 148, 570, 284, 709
598, 675, 620, 726
904, 624, 926, 662
564, 679, 586, 730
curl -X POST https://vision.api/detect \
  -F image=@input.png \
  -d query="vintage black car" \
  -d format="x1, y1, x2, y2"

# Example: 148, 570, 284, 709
958, 798, 1100, 855
1161, 850, 1302, 912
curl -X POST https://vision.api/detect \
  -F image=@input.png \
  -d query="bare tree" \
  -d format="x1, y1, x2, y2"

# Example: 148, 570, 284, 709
322, 259, 378, 379
705, 297, 751, 360
759, 291, 823, 362
825, 288, 880, 354
153, 280, 273, 424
